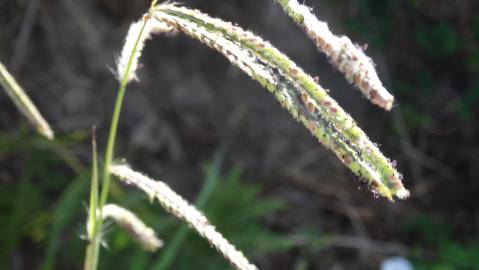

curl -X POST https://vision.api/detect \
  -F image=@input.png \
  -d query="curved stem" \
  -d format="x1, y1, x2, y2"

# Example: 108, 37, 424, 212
83, 15, 150, 270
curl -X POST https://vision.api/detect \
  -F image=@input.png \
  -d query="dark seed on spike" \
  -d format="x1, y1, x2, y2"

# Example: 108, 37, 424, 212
301, 93, 308, 105
307, 102, 314, 113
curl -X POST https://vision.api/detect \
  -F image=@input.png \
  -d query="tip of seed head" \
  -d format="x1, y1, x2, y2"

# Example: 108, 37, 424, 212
395, 188, 410, 200
40, 127, 55, 140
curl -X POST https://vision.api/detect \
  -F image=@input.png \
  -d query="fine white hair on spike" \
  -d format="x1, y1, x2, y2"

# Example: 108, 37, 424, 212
277, 0, 395, 110
110, 164, 258, 270
101, 204, 163, 252
395, 188, 411, 200
116, 15, 175, 83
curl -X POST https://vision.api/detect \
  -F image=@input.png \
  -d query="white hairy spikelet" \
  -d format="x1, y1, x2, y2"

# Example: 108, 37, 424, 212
101, 204, 163, 252
110, 164, 258, 270
283, 0, 395, 110
116, 15, 175, 83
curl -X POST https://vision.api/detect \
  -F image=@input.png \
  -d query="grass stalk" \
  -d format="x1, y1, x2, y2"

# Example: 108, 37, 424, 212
88, 127, 99, 240
83, 128, 99, 270
83, 7, 153, 270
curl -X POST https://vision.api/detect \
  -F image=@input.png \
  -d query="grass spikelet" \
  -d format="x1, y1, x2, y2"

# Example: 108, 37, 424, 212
110, 163, 258, 270
151, 3, 408, 200
0, 61, 54, 140
274, 0, 395, 111
101, 204, 163, 252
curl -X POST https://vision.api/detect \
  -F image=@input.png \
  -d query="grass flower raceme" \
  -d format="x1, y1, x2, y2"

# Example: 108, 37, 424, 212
149, 3, 408, 200
110, 163, 258, 270
275, 0, 395, 111
101, 204, 163, 252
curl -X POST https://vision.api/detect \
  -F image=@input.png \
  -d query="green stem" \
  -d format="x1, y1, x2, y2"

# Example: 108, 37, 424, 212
83, 15, 150, 270
88, 127, 99, 240
83, 129, 99, 270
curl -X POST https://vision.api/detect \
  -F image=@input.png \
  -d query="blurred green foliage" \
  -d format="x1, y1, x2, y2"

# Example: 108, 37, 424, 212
0, 131, 88, 269
0, 132, 295, 269
415, 23, 461, 57
337, 0, 479, 129
404, 215, 479, 270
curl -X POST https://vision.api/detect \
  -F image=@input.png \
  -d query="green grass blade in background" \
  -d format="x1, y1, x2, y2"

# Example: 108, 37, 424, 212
0, 61, 54, 140
41, 173, 89, 270
0, 179, 37, 269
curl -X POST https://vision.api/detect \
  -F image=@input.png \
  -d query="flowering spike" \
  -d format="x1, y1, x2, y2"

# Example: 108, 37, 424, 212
151, 3, 408, 200
116, 16, 176, 83
101, 204, 163, 252
110, 164, 258, 270
274, 0, 395, 110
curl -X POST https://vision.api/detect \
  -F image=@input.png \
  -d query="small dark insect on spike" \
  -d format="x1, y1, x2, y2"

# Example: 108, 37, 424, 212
313, 75, 320, 84
357, 180, 369, 190
369, 89, 378, 100
370, 180, 379, 190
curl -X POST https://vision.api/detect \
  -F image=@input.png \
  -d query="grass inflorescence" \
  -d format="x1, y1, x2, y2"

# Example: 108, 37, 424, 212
110, 163, 258, 270
150, 3, 408, 200
80, 1, 410, 269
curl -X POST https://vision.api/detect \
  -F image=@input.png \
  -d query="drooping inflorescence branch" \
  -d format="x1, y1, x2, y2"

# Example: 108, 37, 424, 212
0, 61, 54, 140
116, 14, 176, 83
148, 3, 408, 200
101, 204, 163, 252
274, 0, 395, 111
110, 164, 258, 270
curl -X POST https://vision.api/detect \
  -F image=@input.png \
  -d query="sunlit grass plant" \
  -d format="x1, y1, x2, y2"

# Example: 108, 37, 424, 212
0, 1, 409, 269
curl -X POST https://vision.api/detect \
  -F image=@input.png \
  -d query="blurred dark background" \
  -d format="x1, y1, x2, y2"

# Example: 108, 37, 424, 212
1, 0, 478, 269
